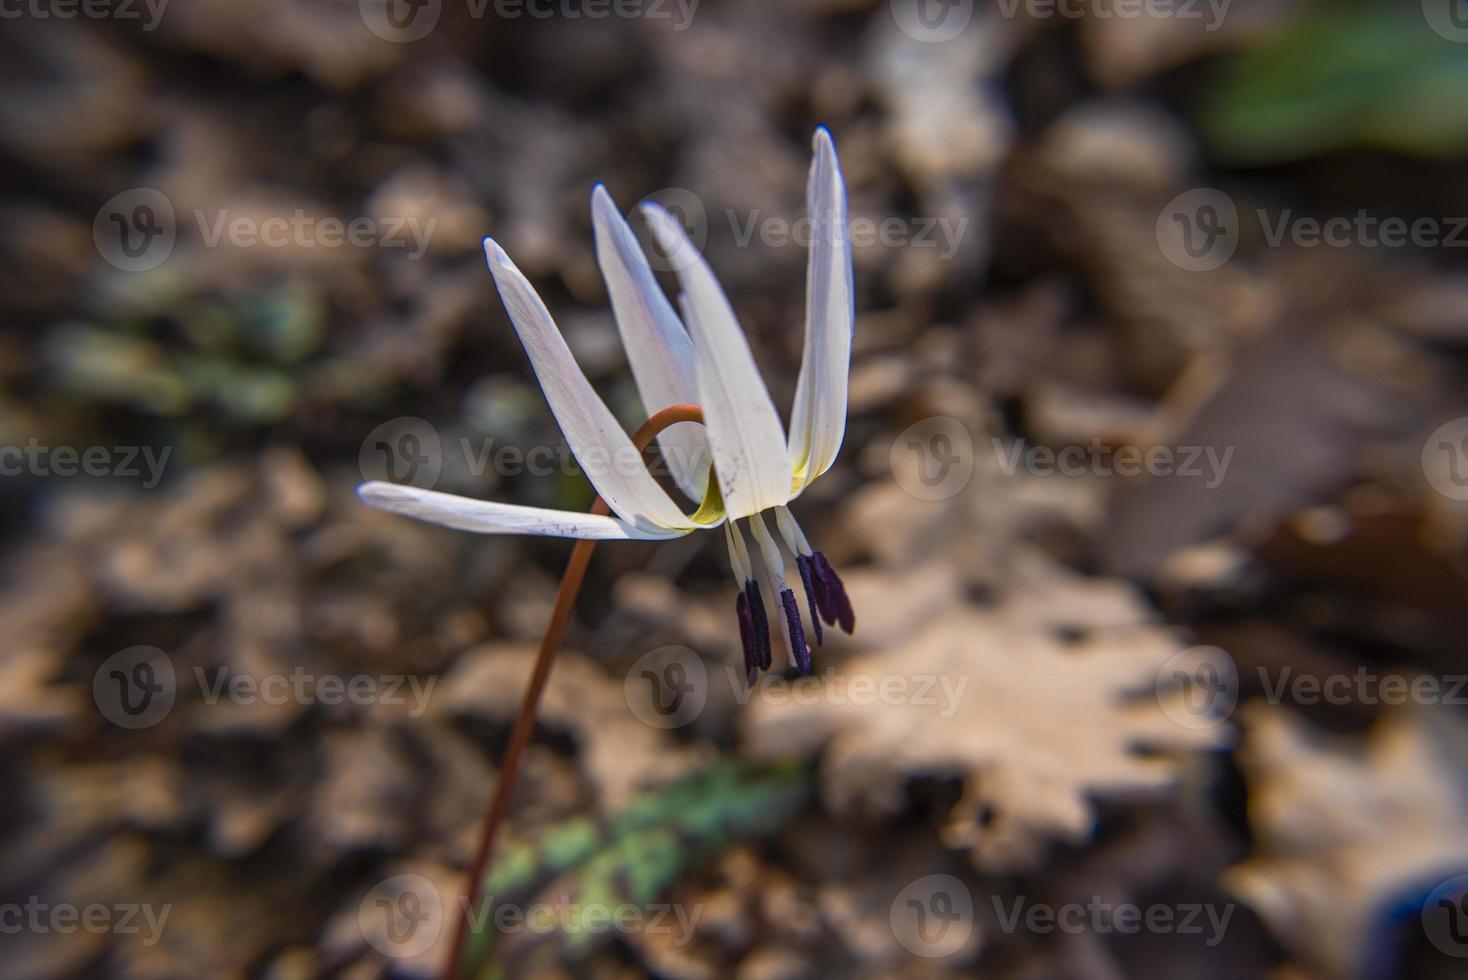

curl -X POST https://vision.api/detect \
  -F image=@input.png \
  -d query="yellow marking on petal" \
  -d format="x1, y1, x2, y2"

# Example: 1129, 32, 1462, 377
691, 470, 726, 525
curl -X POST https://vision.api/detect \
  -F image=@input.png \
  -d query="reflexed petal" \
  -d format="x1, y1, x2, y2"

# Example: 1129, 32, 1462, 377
641, 204, 792, 519
357, 482, 688, 540
788, 126, 854, 493
591, 185, 710, 503
484, 238, 696, 533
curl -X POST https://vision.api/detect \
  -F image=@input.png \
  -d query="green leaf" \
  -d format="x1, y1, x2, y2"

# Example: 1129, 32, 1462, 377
1201, 5, 1468, 162
463, 759, 810, 978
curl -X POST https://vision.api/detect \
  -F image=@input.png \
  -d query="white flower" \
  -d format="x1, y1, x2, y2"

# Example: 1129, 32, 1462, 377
359, 128, 855, 683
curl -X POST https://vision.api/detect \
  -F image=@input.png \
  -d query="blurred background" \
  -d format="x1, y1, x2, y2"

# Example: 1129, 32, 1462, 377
4, 0, 1468, 977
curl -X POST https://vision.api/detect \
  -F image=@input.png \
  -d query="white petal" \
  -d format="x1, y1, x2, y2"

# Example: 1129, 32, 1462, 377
788, 126, 854, 492
484, 238, 696, 534
640, 204, 792, 520
591, 186, 710, 503
358, 482, 686, 540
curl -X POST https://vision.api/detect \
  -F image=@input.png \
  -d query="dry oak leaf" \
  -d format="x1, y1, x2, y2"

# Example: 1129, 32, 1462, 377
744, 569, 1226, 871
1224, 702, 1468, 980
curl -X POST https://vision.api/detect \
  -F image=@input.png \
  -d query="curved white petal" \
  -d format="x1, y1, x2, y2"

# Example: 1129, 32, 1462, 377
788, 126, 854, 493
640, 203, 792, 520
358, 482, 687, 540
484, 238, 696, 534
591, 186, 710, 504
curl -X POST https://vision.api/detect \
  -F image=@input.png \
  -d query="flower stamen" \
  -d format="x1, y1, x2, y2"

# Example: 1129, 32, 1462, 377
811, 550, 855, 634
749, 512, 812, 674
776, 506, 824, 647
746, 579, 772, 671
725, 520, 770, 680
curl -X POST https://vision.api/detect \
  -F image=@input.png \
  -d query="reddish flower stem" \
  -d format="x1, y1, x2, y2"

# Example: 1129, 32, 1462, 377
446, 404, 705, 980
